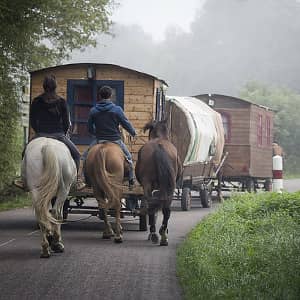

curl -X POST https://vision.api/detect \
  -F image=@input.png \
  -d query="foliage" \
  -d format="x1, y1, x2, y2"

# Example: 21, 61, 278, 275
0, 190, 31, 212
177, 193, 300, 300
0, 0, 114, 194
0, 0, 114, 70
0, 76, 24, 190
240, 82, 300, 175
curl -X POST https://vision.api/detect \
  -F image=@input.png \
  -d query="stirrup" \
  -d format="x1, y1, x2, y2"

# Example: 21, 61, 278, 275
75, 179, 86, 191
13, 179, 25, 190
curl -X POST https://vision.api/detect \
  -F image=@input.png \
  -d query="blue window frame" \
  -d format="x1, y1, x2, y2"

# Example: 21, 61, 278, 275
67, 79, 124, 144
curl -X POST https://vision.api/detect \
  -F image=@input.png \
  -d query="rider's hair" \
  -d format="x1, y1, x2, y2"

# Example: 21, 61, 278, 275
98, 86, 112, 100
43, 74, 57, 93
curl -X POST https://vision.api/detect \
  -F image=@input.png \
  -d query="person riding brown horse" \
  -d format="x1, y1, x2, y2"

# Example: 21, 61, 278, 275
84, 85, 137, 189
135, 119, 182, 246
85, 142, 129, 243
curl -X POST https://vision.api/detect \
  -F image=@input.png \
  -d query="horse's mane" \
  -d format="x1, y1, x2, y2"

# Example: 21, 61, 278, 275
143, 120, 156, 133
143, 119, 169, 139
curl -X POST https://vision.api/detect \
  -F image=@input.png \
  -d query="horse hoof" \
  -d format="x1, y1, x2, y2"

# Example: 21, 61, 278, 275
160, 239, 169, 246
102, 233, 113, 239
159, 227, 168, 235
40, 251, 51, 258
51, 242, 65, 253
150, 233, 159, 244
114, 237, 123, 243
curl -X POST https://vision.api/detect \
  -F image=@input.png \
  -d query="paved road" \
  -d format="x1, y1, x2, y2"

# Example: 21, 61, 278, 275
0, 199, 215, 300
283, 178, 300, 192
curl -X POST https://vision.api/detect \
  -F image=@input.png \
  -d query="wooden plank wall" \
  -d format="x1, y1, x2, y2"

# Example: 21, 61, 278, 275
30, 64, 159, 163
222, 144, 251, 177
217, 107, 251, 145
195, 95, 274, 179
214, 105, 251, 177
249, 105, 273, 177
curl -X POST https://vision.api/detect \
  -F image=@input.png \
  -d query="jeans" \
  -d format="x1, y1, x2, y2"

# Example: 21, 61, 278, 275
82, 139, 134, 180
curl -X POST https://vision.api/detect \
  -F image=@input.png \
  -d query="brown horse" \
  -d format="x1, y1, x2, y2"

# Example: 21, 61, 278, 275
85, 142, 129, 243
135, 120, 182, 246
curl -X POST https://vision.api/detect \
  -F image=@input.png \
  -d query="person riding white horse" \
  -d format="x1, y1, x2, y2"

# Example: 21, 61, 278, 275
24, 137, 77, 257
14, 74, 85, 191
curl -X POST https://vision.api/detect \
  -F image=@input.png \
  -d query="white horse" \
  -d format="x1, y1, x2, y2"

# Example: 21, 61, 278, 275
22, 137, 77, 258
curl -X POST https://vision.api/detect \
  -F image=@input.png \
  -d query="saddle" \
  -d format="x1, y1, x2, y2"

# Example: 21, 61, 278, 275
83, 141, 130, 187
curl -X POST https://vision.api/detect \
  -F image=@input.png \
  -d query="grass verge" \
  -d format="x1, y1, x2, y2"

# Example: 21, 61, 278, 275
0, 190, 31, 212
177, 192, 300, 300
284, 173, 300, 179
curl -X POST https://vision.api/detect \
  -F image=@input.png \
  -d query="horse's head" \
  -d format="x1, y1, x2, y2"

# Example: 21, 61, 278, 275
143, 119, 169, 140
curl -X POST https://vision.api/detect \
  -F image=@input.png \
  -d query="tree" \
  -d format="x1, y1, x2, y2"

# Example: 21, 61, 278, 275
0, 0, 115, 192
240, 81, 300, 175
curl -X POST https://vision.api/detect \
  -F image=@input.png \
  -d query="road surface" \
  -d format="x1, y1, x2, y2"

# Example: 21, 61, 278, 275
0, 199, 214, 300
283, 178, 300, 192
1, 179, 298, 300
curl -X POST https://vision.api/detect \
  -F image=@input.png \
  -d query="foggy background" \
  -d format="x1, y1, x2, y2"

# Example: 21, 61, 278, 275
69, 0, 300, 96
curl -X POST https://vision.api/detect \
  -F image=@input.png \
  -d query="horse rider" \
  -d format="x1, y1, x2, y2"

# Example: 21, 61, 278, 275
84, 85, 137, 189
14, 74, 86, 191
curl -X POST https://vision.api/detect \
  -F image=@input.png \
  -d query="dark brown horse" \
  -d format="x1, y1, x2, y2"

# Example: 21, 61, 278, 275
85, 142, 129, 243
135, 120, 182, 246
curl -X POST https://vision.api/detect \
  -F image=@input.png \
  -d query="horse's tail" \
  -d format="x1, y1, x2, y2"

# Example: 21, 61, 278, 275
153, 144, 175, 200
34, 144, 61, 227
92, 147, 118, 203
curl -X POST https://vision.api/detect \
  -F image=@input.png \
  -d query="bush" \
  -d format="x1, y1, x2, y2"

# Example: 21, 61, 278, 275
177, 192, 300, 300
0, 77, 23, 193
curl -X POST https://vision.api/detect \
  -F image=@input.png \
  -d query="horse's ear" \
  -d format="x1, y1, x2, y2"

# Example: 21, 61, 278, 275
143, 120, 155, 133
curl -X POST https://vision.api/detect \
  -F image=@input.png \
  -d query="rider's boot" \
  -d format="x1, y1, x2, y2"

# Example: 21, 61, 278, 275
13, 178, 25, 189
75, 176, 86, 191
75, 160, 86, 191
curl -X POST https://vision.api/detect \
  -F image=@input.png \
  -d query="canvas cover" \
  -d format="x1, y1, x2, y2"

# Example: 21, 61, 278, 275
166, 96, 224, 165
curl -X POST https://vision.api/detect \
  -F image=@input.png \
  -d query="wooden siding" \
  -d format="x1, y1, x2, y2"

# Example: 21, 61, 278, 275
195, 94, 274, 179
29, 64, 163, 163
250, 146, 272, 178
248, 105, 273, 178
222, 145, 251, 177
249, 105, 274, 148
195, 94, 251, 109
215, 107, 251, 145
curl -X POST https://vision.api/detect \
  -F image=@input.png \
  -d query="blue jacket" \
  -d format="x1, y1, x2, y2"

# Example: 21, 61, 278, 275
88, 100, 136, 141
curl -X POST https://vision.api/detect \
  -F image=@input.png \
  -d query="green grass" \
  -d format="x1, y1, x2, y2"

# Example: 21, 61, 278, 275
177, 192, 300, 300
284, 173, 300, 179
0, 191, 31, 212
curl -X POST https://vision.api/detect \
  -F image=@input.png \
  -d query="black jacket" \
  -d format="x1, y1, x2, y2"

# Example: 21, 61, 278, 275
30, 94, 69, 134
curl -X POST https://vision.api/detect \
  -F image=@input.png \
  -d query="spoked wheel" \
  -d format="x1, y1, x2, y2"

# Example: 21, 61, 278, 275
181, 187, 191, 211
200, 188, 211, 208
246, 178, 256, 193
264, 178, 272, 192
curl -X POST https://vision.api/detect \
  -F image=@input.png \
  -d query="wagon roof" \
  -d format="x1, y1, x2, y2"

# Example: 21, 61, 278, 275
29, 63, 168, 86
195, 93, 274, 111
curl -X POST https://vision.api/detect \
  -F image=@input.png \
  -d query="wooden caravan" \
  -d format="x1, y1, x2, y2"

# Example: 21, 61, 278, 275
29, 63, 167, 230
29, 63, 167, 162
195, 94, 274, 191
